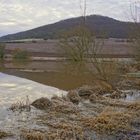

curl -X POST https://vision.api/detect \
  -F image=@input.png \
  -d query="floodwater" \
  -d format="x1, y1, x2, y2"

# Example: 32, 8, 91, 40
0, 60, 140, 139
0, 61, 94, 90
0, 72, 66, 139
0, 58, 134, 90
0, 72, 139, 140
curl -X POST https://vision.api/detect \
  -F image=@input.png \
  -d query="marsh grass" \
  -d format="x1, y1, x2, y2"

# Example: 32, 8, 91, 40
0, 130, 11, 139
20, 130, 45, 140
8, 85, 140, 139
20, 125, 84, 140
9, 96, 31, 112
81, 111, 132, 135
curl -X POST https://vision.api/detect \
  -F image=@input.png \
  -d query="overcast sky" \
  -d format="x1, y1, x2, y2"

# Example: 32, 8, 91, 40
0, 0, 138, 36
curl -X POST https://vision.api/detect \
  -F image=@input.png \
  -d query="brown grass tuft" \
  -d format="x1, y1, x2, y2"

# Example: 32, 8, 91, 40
82, 111, 132, 135
20, 130, 45, 140
0, 130, 11, 139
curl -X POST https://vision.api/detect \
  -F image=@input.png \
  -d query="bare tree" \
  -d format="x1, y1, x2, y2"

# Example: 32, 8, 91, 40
80, 0, 87, 24
59, 0, 120, 85
130, 1, 140, 61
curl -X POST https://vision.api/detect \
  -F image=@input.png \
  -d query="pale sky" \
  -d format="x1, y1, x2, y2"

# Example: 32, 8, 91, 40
0, 0, 138, 36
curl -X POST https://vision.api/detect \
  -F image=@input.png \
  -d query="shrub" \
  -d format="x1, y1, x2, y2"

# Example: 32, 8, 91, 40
32, 40, 37, 43
13, 48, 29, 60
0, 44, 5, 59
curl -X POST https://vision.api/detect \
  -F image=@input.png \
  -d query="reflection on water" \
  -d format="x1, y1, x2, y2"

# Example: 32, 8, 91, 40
1, 61, 94, 90
3, 69, 94, 90
0, 72, 66, 139
0, 58, 136, 90
0, 60, 139, 139
0, 73, 66, 106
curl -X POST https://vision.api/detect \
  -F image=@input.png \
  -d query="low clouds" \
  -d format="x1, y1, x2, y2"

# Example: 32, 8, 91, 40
0, 0, 136, 36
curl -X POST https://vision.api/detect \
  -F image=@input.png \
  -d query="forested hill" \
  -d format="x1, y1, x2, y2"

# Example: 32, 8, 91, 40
0, 15, 133, 41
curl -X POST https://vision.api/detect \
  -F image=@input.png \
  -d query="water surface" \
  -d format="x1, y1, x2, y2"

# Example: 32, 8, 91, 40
0, 73, 66, 139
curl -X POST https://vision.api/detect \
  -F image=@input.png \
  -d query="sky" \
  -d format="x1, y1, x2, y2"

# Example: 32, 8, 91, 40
0, 0, 139, 36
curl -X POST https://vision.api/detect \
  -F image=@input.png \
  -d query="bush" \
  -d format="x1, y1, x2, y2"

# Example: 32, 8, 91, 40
0, 44, 5, 59
32, 40, 37, 43
13, 48, 29, 60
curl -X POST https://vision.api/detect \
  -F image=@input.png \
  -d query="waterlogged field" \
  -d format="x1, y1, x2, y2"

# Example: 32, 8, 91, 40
0, 40, 139, 139
5, 39, 134, 58
0, 58, 134, 90
0, 60, 97, 90
0, 73, 139, 140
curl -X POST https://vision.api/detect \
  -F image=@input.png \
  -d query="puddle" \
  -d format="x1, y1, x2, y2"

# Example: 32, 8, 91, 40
122, 90, 140, 102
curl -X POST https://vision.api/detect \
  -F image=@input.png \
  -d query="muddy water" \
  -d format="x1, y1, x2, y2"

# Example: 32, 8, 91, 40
0, 60, 140, 139
0, 57, 135, 90
1, 61, 94, 90
0, 73, 139, 140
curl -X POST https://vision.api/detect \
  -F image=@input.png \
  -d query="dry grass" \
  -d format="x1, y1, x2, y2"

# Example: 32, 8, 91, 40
81, 110, 132, 135
20, 130, 45, 140
0, 130, 12, 139
94, 80, 113, 92
81, 101, 140, 135
9, 96, 30, 112
67, 90, 81, 104
46, 122, 84, 140
127, 102, 140, 111
126, 102, 140, 117
17, 87, 140, 139
20, 122, 84, 140
51, 97, 80, 114
89, 94, 128, 108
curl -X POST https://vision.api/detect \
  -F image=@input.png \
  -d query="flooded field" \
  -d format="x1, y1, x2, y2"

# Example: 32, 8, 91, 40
0, 59, 140, 140
5, 40, 134, 58
0, 72, 139, 140
0, 58, 134, 90
1, 63, 91, 90
1, 0, 140, 138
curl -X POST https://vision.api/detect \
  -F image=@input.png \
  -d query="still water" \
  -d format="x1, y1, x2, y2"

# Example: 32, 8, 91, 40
0, 60, 139, 140
1, 61, 94, 90
0, 57, 135, 90
0, 72, 66, 139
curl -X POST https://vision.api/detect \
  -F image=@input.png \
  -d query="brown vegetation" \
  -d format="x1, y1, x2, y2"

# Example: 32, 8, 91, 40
81, 111, 131, 135
0, 131, 11, 139
20, 130, 45, 140
9, 96, 31, 112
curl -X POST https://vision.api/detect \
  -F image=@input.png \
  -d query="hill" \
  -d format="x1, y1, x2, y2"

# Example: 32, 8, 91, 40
0, 15, 133, 41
